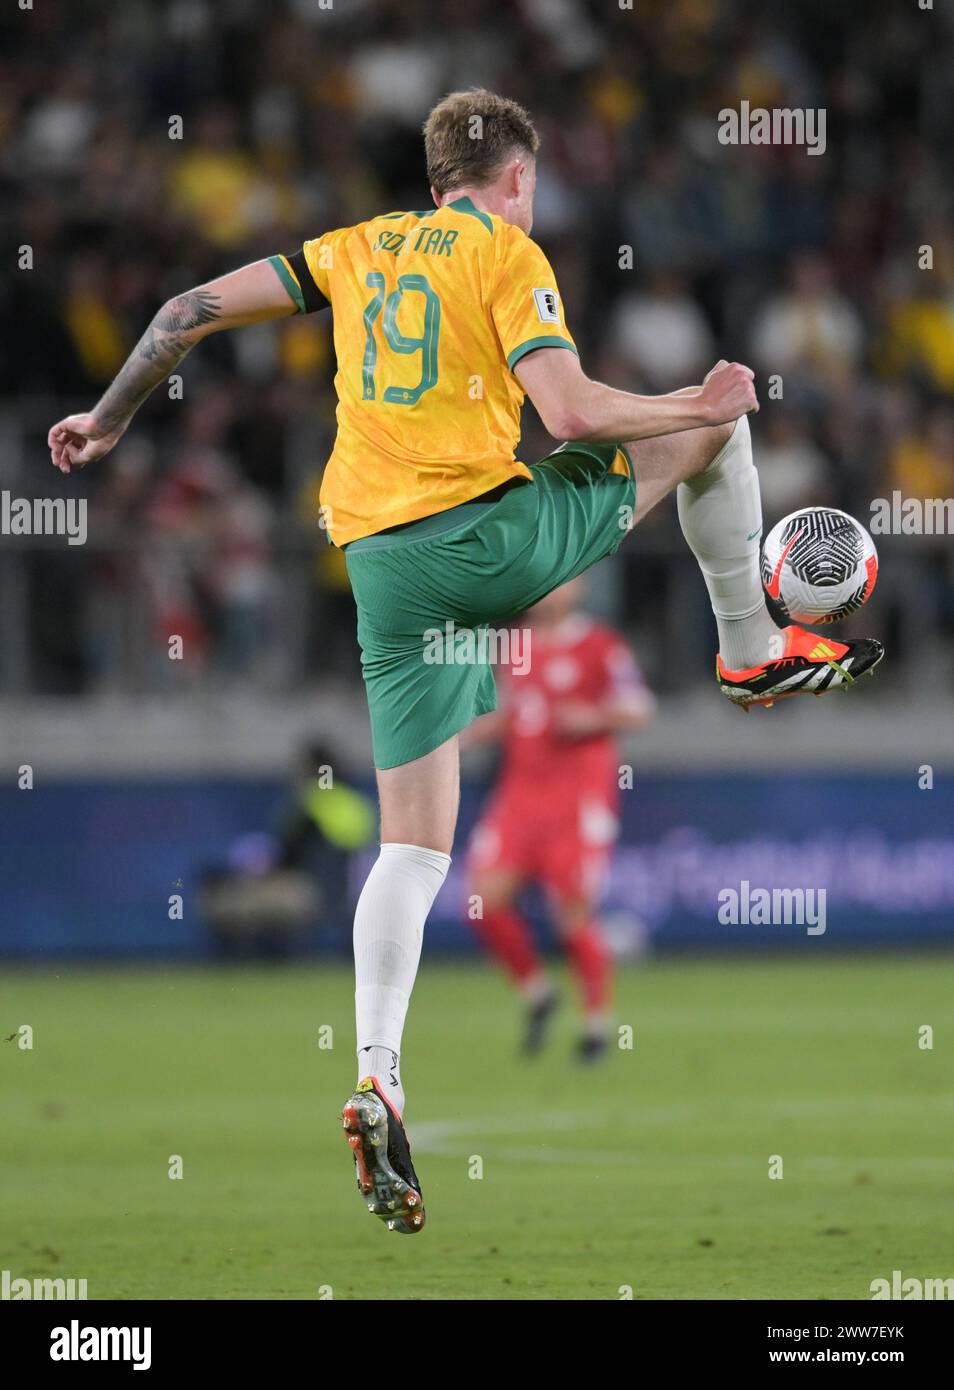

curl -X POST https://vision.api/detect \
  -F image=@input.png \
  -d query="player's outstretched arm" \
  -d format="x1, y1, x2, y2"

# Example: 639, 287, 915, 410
48, 259, 299, 473
514, 349, 758, 445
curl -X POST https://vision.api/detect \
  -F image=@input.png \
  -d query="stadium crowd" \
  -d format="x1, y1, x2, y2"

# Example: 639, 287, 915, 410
3, 0, 953, 693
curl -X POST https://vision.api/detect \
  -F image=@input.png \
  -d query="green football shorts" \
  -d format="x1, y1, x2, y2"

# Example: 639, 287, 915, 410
344, 442, 635, 769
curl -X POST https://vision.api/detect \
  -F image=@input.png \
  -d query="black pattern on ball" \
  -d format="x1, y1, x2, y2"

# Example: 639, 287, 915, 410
781, 510, 863, 587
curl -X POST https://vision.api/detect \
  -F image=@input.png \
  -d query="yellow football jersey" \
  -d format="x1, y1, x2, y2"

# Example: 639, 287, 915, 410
271, 197, 577, 545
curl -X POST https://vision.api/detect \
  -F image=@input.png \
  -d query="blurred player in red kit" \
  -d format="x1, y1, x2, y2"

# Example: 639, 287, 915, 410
466, 578, 655, 1061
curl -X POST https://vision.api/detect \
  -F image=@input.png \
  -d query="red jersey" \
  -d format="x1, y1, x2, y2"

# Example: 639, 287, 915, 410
497, 615, 649, 796
470, 615, 651, 900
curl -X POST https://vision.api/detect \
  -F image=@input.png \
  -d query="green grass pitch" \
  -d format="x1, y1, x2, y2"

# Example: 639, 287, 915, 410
3, 954, 951, 1300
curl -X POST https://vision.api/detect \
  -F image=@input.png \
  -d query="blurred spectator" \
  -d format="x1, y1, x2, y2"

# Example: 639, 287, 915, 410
752, 411, 830, 519
612, 271, 715, 391
168, 107, 269, 250
750, 252, 864, 386
880, 272, 954, 395
1, 0, 951, 696
887, 402, 954, 506
144, 393, 275, 686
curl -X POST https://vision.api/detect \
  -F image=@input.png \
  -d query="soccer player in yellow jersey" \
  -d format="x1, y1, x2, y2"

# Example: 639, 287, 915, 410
49, 90, 883, 1236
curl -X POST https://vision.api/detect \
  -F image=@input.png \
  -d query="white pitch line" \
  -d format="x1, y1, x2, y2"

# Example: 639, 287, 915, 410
410, 1106, 954, 1171
411, 1093, 954, 1150
416, 1140, 954, 1172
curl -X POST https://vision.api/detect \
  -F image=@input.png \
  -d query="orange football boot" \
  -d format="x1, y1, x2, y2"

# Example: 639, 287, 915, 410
717, 626, 884, 709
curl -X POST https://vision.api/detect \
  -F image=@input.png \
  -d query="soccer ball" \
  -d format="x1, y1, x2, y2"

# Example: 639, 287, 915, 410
760, 507, 878, 625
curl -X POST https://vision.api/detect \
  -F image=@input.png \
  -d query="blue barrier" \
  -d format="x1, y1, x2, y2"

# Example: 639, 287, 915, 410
1, 776, 951, 956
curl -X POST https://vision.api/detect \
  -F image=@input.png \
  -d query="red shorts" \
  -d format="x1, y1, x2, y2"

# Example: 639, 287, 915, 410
468, 786, 619, 904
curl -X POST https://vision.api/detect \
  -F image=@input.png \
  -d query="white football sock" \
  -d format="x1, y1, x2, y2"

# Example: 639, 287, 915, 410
357, 1044, 403, 1103
521, 973, 554, 1005
353, 841, 451, 1117
676, 414, 778, 669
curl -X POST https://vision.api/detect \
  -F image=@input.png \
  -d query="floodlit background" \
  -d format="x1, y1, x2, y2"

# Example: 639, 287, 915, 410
1, 0, 953, 1303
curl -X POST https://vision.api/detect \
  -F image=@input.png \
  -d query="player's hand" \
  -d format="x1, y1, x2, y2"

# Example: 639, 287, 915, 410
553, 700, 606, 739
48, 413, 127, 474
699, 359, 758, 424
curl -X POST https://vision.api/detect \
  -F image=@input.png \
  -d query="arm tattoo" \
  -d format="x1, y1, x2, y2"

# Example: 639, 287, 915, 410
92, 290, 223, 432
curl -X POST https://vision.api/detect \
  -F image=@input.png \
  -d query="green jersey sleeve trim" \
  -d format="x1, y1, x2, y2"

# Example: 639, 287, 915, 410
269, 254, 306, 313
270, 251, 329, 314
507, 336, 578, 371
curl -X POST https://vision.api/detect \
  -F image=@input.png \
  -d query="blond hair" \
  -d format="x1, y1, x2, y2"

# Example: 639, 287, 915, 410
423, 88, 540, 195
